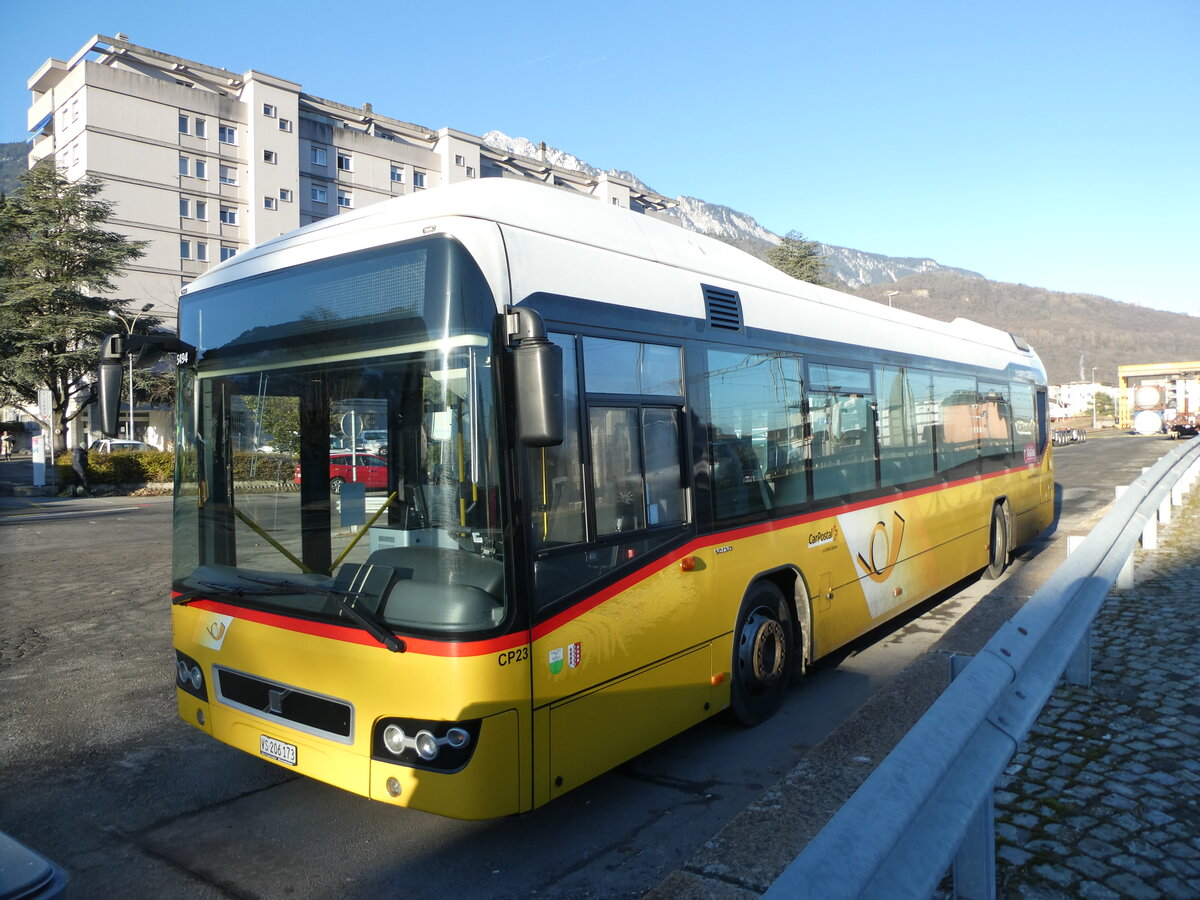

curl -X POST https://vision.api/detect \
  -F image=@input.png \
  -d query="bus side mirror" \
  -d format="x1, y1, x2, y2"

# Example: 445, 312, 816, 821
97, 334, 125, 438
506, 307, 564, 448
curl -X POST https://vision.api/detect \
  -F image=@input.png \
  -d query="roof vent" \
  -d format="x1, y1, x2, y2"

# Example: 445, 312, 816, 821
1009, 332, 1031, 352
703, 284, 743, 331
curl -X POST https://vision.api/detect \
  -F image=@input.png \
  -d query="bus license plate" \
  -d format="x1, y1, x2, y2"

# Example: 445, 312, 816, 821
259, 735, 297, 766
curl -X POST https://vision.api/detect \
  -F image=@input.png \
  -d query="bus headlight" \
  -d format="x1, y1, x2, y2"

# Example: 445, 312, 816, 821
414, 730, 439, 761
175, 650, 208, 701
372, 717, 481, 771
382, 724, 408, 755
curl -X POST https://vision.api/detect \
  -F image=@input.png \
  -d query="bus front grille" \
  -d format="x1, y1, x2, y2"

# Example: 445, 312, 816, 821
214, 666, 355, 744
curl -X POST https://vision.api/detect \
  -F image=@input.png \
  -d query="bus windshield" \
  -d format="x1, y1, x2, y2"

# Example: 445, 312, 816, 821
172, 237, 507, 638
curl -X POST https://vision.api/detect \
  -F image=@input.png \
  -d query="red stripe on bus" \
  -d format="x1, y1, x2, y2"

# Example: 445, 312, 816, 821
180, 598, 529, 657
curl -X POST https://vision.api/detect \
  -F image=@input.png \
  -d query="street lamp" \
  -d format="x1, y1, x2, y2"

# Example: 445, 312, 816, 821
108, 303, 155, 440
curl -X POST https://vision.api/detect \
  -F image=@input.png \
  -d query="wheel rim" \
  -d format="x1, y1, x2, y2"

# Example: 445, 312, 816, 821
738, 608, 786, 693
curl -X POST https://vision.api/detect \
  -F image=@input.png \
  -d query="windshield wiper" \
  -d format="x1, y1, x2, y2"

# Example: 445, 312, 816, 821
240, 576, 406, 653
173, 581, 257, 605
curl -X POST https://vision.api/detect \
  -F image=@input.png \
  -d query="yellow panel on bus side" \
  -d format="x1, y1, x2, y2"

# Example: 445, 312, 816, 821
547, 644, 712, 799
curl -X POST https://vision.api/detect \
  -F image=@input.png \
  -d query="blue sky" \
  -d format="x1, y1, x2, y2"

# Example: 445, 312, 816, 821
4, 0, 1198, 315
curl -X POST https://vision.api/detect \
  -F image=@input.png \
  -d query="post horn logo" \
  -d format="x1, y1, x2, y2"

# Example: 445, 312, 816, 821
856, 511, 906, 583
206, 621, 227, 641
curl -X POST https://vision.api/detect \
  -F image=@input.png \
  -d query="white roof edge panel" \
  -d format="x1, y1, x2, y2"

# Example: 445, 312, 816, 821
182, 179, 1042, 378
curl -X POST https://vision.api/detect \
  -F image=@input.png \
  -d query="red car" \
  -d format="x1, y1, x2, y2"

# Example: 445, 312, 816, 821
294, 452, 389, 493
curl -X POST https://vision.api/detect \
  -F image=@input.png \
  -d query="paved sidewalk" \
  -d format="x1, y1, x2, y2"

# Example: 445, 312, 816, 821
990, 497, 1200, 899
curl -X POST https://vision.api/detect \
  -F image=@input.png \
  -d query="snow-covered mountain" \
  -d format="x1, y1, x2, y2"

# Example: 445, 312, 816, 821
480, 131, 983, 288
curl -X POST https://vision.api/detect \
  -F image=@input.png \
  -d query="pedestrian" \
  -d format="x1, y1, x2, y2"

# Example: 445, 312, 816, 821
1, 431, 12, 461
71, 442, 93, 496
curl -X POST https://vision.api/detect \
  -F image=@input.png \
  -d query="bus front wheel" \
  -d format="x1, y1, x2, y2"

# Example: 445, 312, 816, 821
731, 581, 794, 726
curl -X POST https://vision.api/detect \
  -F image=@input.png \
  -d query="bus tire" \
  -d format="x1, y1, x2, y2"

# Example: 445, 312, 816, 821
731, 581, 794, 726
983, 504, 1009, 580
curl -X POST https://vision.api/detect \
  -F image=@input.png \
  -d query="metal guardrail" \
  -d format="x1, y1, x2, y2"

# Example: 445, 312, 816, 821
765, 438, 1200, 900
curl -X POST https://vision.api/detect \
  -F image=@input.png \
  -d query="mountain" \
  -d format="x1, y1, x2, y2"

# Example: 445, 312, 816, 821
482, 131, 987, 289
0, 141, 26, 195
851, 270, 1200, 385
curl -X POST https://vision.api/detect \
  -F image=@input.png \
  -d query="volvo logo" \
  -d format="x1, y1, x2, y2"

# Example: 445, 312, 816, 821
267, 688, 292, 715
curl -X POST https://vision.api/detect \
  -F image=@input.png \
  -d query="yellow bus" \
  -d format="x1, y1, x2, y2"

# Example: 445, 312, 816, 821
102, 179, 1053, 819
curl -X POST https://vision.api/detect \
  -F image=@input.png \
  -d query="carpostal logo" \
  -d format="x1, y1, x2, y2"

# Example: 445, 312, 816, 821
808, 524, 839, 548
855, 511, 906, 583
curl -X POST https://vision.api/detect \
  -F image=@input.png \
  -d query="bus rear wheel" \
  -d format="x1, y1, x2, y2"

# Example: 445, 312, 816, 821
731, 581, 794, 726
983, 504, 1009, 580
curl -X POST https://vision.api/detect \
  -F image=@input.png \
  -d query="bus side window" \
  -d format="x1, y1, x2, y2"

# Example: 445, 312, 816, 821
705, 348, 805, 520
807, 362, 876, 500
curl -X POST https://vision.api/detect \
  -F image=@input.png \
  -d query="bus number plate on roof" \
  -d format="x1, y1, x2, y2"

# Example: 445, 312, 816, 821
260, 734, 297, 766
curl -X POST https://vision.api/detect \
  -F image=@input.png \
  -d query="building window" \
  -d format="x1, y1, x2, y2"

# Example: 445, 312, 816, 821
311, 187, 327, 203
279, 118, 293, 133
263, 103, 277, 118
390, 165, 404, 183
219, 165, 237, 185
336, 152, 352, 172
194, 118, 207, 139
466, 166, 476, 178
218, 125, 237, 145
197, 242, 208, 262
264, 196, 278, 210
337, 190, 352, 208
455, 154, 465, 167
179, 198, 190, 217
195, 200, 208, 220
194, 159, 207, 179
612, 197, 621, 206
220, 206, 238, 225
180, 239, 191, 259
263, 150, 278, 164
179, 156, 189, 176
178, 114, 189, 134
220, 246, 237, 262
311, 146, 327, 166
279, 188, 293, 202
413, 170, 426, 189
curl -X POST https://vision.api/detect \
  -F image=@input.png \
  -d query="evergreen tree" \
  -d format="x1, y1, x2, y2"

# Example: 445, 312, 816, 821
0, 162, 149, 453
767, 230, 828, 286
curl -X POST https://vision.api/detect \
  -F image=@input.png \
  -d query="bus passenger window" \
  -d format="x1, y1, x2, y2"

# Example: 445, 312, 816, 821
932, 374, 981, 474
705, 349, 805, 520
978, 381, 1013, 471
876, 366, 935, 487
807, 363, 876, 501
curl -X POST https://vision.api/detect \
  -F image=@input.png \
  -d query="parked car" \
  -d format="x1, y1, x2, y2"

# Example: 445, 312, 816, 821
294, 452, 388, 494
358, 430, 388, 454
89, 439, 154, 453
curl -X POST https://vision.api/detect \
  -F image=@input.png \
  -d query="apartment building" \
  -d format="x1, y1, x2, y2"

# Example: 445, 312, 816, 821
26, 34, 672, 325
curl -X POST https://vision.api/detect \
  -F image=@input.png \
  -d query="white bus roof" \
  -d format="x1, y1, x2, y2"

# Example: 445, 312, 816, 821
185, 179, 1041, 378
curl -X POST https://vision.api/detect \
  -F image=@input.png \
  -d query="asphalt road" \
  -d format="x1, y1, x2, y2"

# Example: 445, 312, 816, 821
0, 433, 1178, 898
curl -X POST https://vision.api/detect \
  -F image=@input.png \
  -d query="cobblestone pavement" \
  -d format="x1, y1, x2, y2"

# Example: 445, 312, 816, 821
992, 496, 1200, 900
